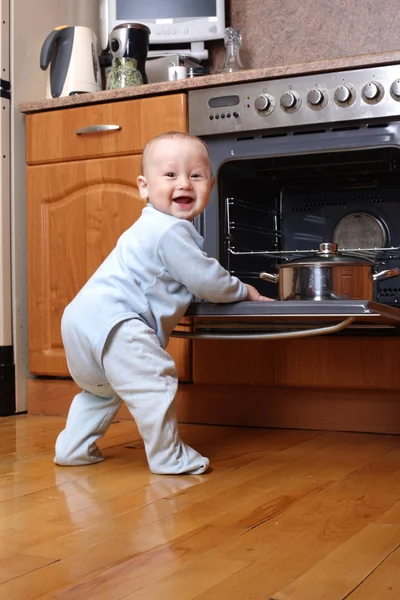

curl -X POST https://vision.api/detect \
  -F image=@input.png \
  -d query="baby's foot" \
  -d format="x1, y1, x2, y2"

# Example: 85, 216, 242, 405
54, 439, 104, 466
149, 441, 209, 475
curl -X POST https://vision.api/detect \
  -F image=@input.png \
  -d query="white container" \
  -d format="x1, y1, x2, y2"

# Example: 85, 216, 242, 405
167, 65, 187, 81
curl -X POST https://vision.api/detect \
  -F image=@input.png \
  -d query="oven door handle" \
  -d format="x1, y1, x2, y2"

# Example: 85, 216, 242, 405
170, 317, 355, 340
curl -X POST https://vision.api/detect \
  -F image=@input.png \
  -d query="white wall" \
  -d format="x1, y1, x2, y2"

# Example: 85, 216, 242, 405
11, 0, 99, 411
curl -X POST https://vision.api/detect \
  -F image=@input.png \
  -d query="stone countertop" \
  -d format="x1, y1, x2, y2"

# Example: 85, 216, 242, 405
19, 49, 400, 114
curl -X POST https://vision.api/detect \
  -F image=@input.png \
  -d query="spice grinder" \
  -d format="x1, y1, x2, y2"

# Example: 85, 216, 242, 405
107, 23, 150, 89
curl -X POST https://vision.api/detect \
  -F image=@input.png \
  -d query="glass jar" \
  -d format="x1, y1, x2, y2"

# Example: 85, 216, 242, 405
106, 57, 143, 90
217, 27, 245, 74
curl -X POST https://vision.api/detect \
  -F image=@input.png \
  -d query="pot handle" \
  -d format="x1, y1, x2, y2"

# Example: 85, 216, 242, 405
372, 267, 400, 282
170, 317, 355, 340
259, 271, 279, 284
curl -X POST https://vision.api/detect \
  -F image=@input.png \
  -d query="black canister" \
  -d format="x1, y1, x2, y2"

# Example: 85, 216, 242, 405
109, 23, 150, 85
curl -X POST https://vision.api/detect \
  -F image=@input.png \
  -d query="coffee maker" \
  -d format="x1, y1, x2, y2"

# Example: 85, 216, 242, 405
107, 23, 150, 89
40, 26, 101, 98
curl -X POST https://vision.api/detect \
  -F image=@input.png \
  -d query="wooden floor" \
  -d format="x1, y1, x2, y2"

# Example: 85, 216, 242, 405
1, 416, 400, 600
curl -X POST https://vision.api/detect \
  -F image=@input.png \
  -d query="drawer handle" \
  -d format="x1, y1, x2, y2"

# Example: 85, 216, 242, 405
75, 124, 122, 135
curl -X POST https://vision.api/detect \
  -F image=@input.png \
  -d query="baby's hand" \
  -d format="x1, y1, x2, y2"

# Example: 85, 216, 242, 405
244, 283, 274, 301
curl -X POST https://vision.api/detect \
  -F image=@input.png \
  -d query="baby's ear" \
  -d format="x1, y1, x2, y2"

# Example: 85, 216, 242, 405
137, 175, 149, 199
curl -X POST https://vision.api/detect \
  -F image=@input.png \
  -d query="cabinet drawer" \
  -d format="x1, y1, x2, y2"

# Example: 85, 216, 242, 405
26, 94, 187, 165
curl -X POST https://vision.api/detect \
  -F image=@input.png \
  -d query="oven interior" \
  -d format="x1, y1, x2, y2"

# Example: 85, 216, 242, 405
220, 146, 400, 305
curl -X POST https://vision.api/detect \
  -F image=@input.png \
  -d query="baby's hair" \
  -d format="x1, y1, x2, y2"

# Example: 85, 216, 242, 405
141, 131, 212, 176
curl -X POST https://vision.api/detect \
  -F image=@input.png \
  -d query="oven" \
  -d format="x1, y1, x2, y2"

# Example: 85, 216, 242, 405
173, 63, 400, 340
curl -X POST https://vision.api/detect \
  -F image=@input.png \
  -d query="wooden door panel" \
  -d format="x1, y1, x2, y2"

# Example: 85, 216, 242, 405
47, 183, 144, 350
192, 336, 400, 390
27, 154, 191, 379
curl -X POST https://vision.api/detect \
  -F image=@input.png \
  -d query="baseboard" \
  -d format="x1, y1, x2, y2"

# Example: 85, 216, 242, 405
27, 378, 132, 419
27, 378, 400, 434
175, 384, 400, 434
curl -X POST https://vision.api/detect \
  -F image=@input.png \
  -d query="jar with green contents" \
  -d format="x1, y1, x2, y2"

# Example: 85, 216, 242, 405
107, 57, 143, 89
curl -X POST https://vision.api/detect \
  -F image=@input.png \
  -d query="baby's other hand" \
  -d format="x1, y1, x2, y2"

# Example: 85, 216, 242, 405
244, 283, 274, 301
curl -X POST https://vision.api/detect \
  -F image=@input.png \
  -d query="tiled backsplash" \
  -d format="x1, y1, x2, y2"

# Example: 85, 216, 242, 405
208, 0, 400, 72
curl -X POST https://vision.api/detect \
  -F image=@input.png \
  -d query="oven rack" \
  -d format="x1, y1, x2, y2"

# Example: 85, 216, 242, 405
227, 246, 400, 262
225, 197, 400, 260
226, 197, 276, 216
226, 197, 281, 254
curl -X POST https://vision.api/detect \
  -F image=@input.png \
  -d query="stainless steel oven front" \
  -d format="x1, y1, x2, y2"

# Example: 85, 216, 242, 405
173, 63, 400, 340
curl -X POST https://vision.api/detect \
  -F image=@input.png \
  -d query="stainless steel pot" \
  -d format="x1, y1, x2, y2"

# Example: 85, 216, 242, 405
259, 242, 400, 301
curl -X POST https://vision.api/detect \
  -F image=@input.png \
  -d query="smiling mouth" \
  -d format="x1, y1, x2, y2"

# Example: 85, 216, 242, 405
173, 196, 194, 206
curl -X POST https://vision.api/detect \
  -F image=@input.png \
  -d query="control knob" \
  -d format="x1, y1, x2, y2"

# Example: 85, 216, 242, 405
307, 88, 325, 106
280, 91, 297, 109
362, 81, 380, 100
334, 85, 352, 104
391, 79, 400, 98
254, 94, 271, 111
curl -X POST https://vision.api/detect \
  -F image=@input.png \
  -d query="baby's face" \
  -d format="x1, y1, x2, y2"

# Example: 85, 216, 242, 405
137, 138, 214, 221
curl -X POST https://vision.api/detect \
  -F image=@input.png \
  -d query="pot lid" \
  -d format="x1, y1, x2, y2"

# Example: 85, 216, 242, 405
284, 242, 373, 266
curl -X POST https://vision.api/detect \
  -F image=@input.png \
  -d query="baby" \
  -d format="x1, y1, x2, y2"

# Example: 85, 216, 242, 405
55, 131, 271, 475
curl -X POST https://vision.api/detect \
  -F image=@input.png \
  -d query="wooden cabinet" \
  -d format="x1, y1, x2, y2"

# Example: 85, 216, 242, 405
192, 337, 400, 390
26, 94, 191, 380
26, 92, 400, 436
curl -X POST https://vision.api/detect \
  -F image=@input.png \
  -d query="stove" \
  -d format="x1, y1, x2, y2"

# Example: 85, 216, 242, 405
173, 62, 400, 339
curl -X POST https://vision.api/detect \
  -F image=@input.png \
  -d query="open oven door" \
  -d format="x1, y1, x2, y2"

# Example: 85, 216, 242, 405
171, 300, 400, 340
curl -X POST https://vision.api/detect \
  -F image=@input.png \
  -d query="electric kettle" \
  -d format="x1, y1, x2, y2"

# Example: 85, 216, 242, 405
40, 26, 101, 98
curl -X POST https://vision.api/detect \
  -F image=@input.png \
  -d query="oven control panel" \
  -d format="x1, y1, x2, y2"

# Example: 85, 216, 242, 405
189, 64, 400, 136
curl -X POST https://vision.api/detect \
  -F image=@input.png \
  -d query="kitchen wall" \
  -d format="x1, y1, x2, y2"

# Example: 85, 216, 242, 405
11, 0, 99, 412
209, 0, 400, 72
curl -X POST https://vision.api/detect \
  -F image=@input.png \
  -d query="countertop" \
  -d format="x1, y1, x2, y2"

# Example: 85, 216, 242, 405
19, 49, 400, 114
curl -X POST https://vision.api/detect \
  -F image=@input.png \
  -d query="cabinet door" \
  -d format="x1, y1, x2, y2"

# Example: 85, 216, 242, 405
27, 154, 191, 379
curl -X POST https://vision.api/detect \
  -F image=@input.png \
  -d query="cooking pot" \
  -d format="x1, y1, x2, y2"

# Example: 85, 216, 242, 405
259, 242, 400, 301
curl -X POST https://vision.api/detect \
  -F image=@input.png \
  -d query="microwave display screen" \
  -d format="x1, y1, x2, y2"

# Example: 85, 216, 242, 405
116, 0, 217, 20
